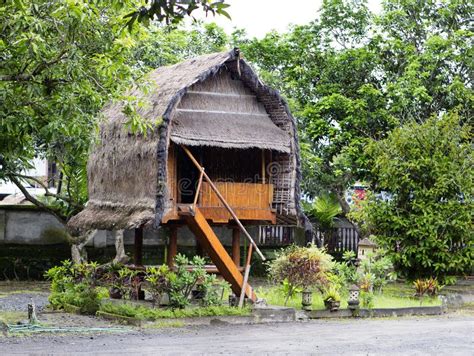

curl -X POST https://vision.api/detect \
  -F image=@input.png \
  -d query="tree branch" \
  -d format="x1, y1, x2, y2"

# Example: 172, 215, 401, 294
12, 173, 83, 209
0, 49, 68, 82
7, 174, 66, 224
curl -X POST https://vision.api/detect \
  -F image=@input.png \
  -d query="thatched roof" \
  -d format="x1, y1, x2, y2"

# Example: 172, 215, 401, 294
68, 49, 301, 233
171, 109, 290, 152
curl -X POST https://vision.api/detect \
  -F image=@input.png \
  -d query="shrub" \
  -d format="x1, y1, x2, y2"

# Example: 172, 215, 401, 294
352, 114, 473, 280
322, 285, 341, 303
145, 265, 173, 307
267, 245, 334, 303
360, 291, 375, 309
358, 251, 396, 293
413, 277, 442, 297
45, 260, 102, 314
196, 274, 230, 307
168, 254, 207, 309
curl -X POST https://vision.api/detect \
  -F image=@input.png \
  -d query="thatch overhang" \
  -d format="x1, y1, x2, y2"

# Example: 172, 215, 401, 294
68, 49, 302, 233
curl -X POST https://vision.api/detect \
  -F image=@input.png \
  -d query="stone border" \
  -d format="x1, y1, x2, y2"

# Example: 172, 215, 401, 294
305, 305, 447, 319
95, 306, 296, 327
92, 304, 449, 326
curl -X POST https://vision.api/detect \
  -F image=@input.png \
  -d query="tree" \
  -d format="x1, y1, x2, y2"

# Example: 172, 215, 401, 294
236, 0, 473, 214
0, 1, 231, 224
351, 113, 473, 280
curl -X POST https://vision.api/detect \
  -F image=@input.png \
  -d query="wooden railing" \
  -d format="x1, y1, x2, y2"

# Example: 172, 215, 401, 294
181, 146, 265, 307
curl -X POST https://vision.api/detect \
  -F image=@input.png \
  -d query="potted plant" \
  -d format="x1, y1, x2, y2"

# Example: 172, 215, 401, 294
267, 245, 333, 311
323, 286, 341, 312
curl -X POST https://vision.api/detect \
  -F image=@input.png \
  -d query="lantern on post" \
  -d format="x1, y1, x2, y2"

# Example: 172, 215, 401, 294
348, 284, 360, 310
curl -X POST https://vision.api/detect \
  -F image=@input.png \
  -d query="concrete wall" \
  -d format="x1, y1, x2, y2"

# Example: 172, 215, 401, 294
0, 207, 69, 245
0, 206, 259, 247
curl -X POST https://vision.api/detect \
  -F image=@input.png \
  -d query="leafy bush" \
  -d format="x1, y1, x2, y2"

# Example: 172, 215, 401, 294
322, 285, 341, 303
358, 251, 396, 293
332, 251, 359, 287
99, 302, 250, 320
144, 262, 229, 308
145, 265, 173, 307
413, 278, 442, 297
45, 260, 102, 314
360, 291, 375, 309
352, 114, 473, 280
267, 245, 334, 303
196, 273, 230, 307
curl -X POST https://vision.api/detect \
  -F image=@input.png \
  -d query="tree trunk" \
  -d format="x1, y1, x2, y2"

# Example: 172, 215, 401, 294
113, 230, 129, 264
70, 230, 95, 264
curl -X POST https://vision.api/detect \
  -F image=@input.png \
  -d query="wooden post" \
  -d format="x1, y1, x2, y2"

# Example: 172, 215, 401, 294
196, 238, 204, 257
239, 243, 253, 308
261, 150, 266, 184
167, 226, 178, 267
134, 227, 143, 266
232, 228, 240, 267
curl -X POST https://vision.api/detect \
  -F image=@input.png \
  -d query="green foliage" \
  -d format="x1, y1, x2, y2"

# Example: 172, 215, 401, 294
322, 285, 341, 303
267, 245, 334, 301
99, 303, 250, 321
413, 278, 443, 298
196, 273, 230, 307
237, 0, 473, 213
145, 265, 173, 307
306, 193, 342, 228
331, 250, 395, 294
352, 114, 473, 280
45, 260, 102, 314
360, 291, 375, 309
0, 1, 232, 222
168, 254, 206, 309
358, 252, 396, 293
124, 1, 231, 29
279, 278, 303, 306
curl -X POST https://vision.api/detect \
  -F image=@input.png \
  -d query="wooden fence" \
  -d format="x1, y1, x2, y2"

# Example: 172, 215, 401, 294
313, 227, 360, 254
258, 225, 360, 254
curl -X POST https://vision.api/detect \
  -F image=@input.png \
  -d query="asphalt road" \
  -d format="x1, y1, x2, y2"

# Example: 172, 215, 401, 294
1, 314, 473, 355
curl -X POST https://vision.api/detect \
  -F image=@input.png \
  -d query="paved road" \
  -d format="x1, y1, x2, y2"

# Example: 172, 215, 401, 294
1, 315, 473, 355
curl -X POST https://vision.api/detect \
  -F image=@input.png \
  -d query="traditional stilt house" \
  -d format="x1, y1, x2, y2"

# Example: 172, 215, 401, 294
68, 49, 302, 301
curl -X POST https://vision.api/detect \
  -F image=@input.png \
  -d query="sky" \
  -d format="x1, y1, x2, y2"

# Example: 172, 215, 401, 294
194, 0, 382, 38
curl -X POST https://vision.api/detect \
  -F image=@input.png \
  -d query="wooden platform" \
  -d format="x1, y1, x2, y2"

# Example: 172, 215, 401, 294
162, 182, 276, 224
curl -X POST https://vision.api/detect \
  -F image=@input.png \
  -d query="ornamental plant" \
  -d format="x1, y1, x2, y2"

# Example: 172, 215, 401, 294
267, 245, 334, 304
145, 265, 174, 307
45, 260, 103, 314
168, 254, 207, 309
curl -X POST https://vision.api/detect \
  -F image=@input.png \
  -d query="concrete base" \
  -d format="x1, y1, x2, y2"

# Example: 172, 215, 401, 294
306, 306, 446, 319
96, 303, 296, 327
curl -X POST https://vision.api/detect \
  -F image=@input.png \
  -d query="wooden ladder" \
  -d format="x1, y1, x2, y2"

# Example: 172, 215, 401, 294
178, 205, 256, 301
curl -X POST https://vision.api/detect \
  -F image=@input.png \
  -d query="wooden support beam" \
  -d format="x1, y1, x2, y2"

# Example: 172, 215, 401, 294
167, 226, 178, 267
134, 227, 143, 266
239, 243, 253, 308
232, 228, 241, 267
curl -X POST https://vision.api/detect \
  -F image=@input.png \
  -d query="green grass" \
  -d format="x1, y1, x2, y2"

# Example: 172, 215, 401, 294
256, 285, 441, 310
0, 311, 26, 324
143, 321, 185, 329
99, 302, 251, 321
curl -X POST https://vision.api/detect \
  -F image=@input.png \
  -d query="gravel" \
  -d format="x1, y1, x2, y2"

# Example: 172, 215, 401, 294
0, 292, 49, 312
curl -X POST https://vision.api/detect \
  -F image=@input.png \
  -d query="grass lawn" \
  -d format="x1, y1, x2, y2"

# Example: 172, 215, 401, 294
99, 302, 252, 321
256, 283, 441, 310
